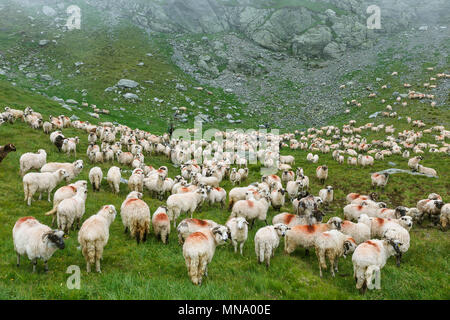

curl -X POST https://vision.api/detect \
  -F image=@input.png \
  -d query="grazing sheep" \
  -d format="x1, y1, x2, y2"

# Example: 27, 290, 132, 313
13, 216, 65, 273
152, 206, 170, 244
319, 186, 334, 205
0, 143, 16, 163
116, 150, 134, 166
107, 166, 121, 194
120, 191, 151, 244
231, 196, 271, 228
23, 169, 69, 206
89, 167, 103, 192
439, 204, 450, 230
226, 217, 249, 255
316, 165, 328, 184
78, 205, 117, 273
182, 225, 229, 285
56, 187, 88, 234
314, 230, 357, 277
254, 224, 290, 268
371, 172, 389, 190
19, 149, 47, 176
167, 190, 208, 227
352, 238, 402, 294
177, 218, 219, 244
41, 160, 84, 182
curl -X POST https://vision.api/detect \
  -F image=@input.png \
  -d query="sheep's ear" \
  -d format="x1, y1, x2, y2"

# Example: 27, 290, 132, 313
211, 226, 221, 234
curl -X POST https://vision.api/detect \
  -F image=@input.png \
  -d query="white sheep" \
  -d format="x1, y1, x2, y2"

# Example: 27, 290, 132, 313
177, 218, 219, 244
286, 181, 302, 202
225, 217, 249, 255
417, 164, 437, 177
152, 206, 170, 244
382, 226, 410, 266
352, 238, 402, 294
89, 167, 103, 192
371, 172, 389, 189
439, 204, 450, 230
254, 223, 290, 268
407, 156, 422, 170
56, 186, 88, 234
230, 168, 242, 185
23, 169, 69, 206
205, 186, 227, 208
231, 196, 270, 228
167, 190, 208, 227
182, 225, 229, 285
120, 191, 151, 244
319, 186, 334, 204
78, 205, 117, 273
13, 216, 65, 272
416, 199, 445, 224
107, 166, 121, 194
284, 223, 335, 256
316, 165, 328, 184
19, 149, 47, 176
41, 160, 84, 182
269, 188, 286, 211
128, 168, 145, 193
314, 230, 357, 277
331, 215, 371, 244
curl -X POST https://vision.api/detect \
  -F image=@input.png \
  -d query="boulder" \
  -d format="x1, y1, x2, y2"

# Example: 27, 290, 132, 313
116, 79, 139, 88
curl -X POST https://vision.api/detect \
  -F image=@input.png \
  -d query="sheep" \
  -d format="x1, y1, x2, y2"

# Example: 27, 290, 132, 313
314, 230, 357, 277
41, 160, 84, 182
330, 215, 371, 244
120, 191, 151, 244
56, 187, 88, 234
44, 180, 88, 224
280, 155, 295, 165
78, 205, 117, 273
270, 188, 286, 211
205, 186, 227, 208
0, 143, 16, 163
352, 238, 403, 294
228, 186, 259, 210
167, 190, 208, 227
319, 186, 334, 205
382, 226, 410, 266
116, 150, 134, 166
61, 138, 78, 157
417, 164, 437, 177
358, 155, 374, 167
408, 156, 423, 171
53, 135, 65, 152
152, 206, 170, 244
254, 224, 290, 268
89, 167, 103, 192
231, 196, 271, 229
272, 212, 326, 228
13, 216, 65, 273
371, 172, 389, 190
225, 217, 249, 255
182, 225, 229, 285
23, 169, 69, 206
416, 199, 445, 225
230, 168, 242, 185
316, 165, 328, 184
286, 181, 302, 202
107, 166, 121, 194
19, 149, 47, 176
376, 206, 408, 219
439, 204, 450, 230
284, 223, 335, 256
346, 192, 378, 204
344, 201, 387, 221
368, 216, 413, 239
143, 171, 165, 199
128, 168, 145, 193
177, 218, 219, 245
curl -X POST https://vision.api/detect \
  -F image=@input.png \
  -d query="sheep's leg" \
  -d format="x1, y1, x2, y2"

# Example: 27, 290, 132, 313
396, 253, 402, 267
305, 249, 310, 256
32, 258, 37, 273
233, 240, 237, 253
124, 226, 128, 234
240, 242, 244, 256
44, 261, 49, 273
38, 192, 42, 200
47, 189, 52, 202
16, 253, 20, 267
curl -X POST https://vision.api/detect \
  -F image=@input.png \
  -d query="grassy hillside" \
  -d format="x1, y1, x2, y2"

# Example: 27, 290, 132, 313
0, 60, 449, 299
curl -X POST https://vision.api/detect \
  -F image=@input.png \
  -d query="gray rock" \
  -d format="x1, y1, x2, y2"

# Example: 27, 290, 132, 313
42, 5, 56, 17
26, 72, 37, 79
117, 79, 139, 88
74, 61, 84, 67
61, 104, 72, 111
39, 40, 49, 46
70, 115, 80, 121
105, 86, 116, 92
176, 83, 187, 91
123, 93, 139, 100
40, 74, 52, 81
51, 96, 65, 104
292, 26, 333, 57
66, 99, 78, 105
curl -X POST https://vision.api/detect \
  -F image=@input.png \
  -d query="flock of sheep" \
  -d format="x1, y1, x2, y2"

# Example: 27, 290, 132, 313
0, 70, 449, 295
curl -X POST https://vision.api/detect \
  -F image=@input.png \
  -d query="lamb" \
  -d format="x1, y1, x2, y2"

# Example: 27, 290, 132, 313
316, 165, 328, 184
314, 230, 357, 277
417, 164, 437, 177
78, 205, 117, 273
128, 168, 145, 193
352, 238, 402, 294
41, 160, 84, 182
13, 216, 65, 273
231, 196, 271, 228
120, 191, 151, 244
167, 189, 208, 227
19, 149, 47, 176
371, 172, 389, 190
319, 186, 334, 205
53, 135, 65, 152
0, 143, 16, 163
254, 224, 290, 268
152, 206, 170, 244
330, 215, 371, 244
89, 167, 103, 192
23, 169, 69, 206
225, 217, 249, 255
107, 166, 121, 194
439, 204, 450, 230
56, 187, 88, 234
44, 180, 88, 224
182, 225, 229, 285
177, 218, 219, 244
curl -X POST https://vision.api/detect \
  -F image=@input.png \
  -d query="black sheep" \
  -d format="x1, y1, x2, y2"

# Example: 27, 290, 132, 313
0, 143, 16, 163
54, 135, 65, 152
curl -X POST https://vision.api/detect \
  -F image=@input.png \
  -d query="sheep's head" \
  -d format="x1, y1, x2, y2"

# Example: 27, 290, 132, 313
236, 217, 248, 230
369, 192, 378, 201
313, 210, 325, 223
327, 217, 342, 230
399, 216, 413, 230
274, 223, 290, 237
58, 169, 69, 179
212, 225, 229, 244
327, 186, 333, 192
377, 202, 387, 209
434, 200, 444, 210
74, 160, 84, 170
384, 235, 402, 256
343, 238, 357, 258
43, 230, 65, 249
